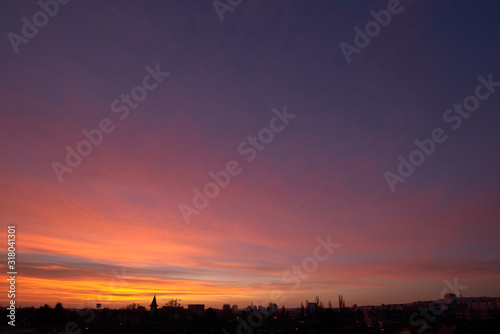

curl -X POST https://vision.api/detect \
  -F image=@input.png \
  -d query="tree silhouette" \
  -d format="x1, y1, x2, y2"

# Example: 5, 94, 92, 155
54, 302, 65, 320
315, 296, 323, 309
338, 295, 345, 311
165, 298, 182, 307
126, 303, 138, 310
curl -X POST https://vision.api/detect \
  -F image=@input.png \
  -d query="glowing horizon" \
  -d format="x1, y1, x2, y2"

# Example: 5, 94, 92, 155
1, 1, 500, 311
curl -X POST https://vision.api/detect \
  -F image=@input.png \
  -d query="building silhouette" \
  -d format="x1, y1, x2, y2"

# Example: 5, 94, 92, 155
150, 294, 158, 312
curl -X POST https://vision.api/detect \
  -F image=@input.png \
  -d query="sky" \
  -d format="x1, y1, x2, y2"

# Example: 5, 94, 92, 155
1, 0, 500, 310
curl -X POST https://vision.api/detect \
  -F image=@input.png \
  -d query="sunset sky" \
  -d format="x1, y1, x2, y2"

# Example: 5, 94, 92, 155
1, 0, 500, 309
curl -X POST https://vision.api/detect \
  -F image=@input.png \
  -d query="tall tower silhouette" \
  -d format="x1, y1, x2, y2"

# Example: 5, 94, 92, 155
150, 294, 158, 312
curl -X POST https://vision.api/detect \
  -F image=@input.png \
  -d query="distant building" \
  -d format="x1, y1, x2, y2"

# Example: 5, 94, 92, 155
431, 300, 446, 312
444, 293, 456, 304
232, 305, 238, 313
150, 294, 158, 312
188, 304, 205, 312
269, 303, 278, 314
96, 303, 101, 309
223, 304, 231, 312
308, 302, 317, 313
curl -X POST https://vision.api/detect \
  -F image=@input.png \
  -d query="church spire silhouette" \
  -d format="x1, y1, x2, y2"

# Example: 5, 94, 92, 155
150, 294, 158, 312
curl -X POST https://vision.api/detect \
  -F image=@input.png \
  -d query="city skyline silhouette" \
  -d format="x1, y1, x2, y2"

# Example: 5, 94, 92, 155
1, 1, 500, 332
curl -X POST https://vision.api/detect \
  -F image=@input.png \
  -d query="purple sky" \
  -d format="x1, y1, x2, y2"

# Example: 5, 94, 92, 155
1, 0, 499, 308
